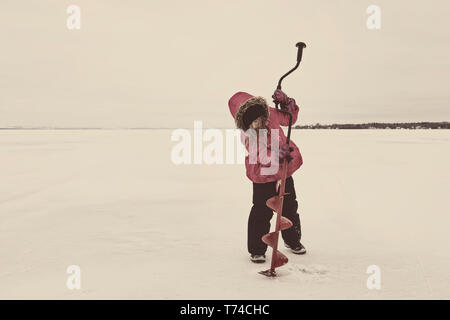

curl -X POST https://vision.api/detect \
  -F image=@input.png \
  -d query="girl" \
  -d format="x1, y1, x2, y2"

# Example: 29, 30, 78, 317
228, 90, 306, 263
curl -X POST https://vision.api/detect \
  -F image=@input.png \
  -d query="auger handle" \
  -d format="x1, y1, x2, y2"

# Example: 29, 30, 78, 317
276, 42, 307, 90
296, 42, 307, 63
274, 42, 306, 144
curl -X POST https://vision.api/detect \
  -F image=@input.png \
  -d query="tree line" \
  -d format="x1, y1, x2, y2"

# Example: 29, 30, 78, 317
294, 122, 449, 129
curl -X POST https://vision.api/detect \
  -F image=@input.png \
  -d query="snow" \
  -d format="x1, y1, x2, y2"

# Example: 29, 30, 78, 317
0, 129, 449, 299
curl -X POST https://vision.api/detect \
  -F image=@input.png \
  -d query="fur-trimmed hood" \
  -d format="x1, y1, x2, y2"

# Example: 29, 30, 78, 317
228, 92, 269, 130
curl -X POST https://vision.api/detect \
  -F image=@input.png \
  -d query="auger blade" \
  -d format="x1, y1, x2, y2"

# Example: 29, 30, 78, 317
266, 193, 290, 213
266, 196, 282, 213
261, 232, 277, 247
259, 269, 277, 277
258, 251, 288, 277
261, 218, 292, 247
273, 250, 288, 268
280, 216, 293, 230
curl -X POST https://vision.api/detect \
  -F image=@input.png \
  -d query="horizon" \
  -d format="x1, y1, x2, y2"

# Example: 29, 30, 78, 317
1, 120, 449, 130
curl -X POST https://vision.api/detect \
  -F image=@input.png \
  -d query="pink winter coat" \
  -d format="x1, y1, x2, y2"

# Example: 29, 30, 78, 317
228, 91, 303, 183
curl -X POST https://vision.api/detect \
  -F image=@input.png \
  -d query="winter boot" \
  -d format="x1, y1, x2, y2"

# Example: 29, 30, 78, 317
285, 242, 306, 255
250, 254, 266, 263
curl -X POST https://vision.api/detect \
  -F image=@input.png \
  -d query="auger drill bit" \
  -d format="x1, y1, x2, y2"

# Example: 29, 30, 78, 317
259, 42, 306, 277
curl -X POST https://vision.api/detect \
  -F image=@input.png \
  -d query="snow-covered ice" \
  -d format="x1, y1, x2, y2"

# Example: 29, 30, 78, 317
0, 129, 449, 299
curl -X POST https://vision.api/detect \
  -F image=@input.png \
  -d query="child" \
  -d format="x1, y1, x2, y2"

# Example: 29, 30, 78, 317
228, 90, 306, 263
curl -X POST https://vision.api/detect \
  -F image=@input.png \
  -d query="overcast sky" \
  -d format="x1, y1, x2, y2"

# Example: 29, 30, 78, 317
1, 0, 449, 127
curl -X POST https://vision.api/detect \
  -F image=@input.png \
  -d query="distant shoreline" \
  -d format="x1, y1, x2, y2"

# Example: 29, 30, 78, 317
294, 121, 450, 129
0, 122, 449, 130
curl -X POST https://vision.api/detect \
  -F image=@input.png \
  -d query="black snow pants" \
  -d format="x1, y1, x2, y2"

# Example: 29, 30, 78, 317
248, 176, 301, 255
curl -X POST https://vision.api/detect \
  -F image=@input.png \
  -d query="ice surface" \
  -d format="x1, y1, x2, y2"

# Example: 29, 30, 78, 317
0, 129, 449, 299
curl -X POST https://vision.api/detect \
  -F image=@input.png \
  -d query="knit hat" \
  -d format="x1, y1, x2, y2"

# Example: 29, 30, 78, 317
228, 92, 269, 131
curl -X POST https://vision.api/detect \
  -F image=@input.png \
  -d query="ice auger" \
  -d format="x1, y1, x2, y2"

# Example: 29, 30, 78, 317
259, 42, 306, 277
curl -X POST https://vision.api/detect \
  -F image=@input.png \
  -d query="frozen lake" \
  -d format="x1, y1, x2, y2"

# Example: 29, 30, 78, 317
0, 129, 449, 299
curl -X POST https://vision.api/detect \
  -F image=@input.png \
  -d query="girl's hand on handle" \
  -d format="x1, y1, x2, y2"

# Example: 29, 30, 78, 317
279, 143, 294, 164
272, 89, 298, 113
272, 89, 290, 106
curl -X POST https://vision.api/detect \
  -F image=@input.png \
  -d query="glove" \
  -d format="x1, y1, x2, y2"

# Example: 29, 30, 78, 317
272, 89, 290, 107
279, 143, 294, 163
272, 89, 297, 113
